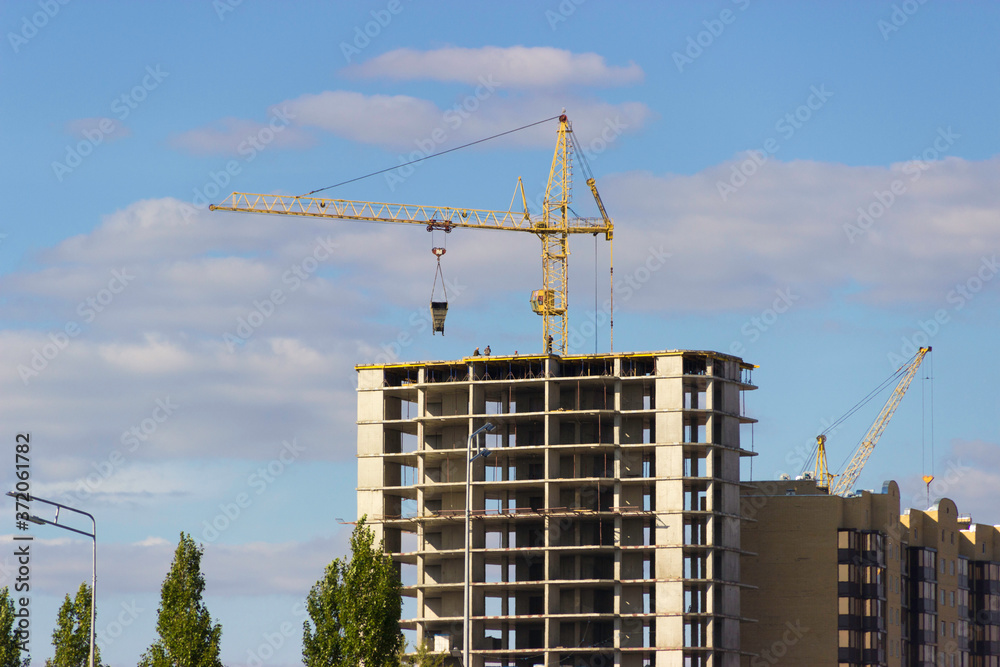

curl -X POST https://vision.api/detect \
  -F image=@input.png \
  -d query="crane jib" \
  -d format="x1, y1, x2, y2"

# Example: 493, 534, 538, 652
211, 194, 611, 236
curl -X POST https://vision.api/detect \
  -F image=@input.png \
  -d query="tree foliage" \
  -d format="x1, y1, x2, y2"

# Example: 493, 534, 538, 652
0, 587, 29, 667
303, 516, 403, 667
302, 559, 343, 667
45, 583, 102, 667
139, 532, 222, 667
400, 640, 446, 667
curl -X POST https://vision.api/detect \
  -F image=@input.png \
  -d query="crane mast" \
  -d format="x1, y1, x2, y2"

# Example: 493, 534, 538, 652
817, 346, 931, 496
209, 114, 613, 355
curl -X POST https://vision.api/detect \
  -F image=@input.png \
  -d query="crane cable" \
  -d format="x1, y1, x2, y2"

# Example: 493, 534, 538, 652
922, 353, 935, 504
568, 127, 615, 353
430, 254, 448, 302
799, 351, 918, 475
300, 115, 563, 197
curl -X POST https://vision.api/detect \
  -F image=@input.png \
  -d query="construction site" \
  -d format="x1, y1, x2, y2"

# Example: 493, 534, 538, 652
211, 115, 1000, 667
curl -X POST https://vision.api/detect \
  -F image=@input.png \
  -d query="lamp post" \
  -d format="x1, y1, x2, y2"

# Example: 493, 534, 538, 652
463, 421, 495, 667
7, 492, 96, 667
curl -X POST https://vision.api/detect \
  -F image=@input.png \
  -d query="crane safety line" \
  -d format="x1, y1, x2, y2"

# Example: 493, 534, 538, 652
301, 115, 563, 196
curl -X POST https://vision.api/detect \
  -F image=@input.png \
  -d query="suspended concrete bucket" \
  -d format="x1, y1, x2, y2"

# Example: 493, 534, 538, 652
430, 301, 448, 334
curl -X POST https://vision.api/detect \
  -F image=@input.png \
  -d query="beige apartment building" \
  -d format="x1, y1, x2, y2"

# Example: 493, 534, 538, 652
356, 350, 758, 667
741, 478, 1000, 667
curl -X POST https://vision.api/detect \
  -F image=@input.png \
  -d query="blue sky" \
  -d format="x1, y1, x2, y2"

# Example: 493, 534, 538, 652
2, 1, 999, 666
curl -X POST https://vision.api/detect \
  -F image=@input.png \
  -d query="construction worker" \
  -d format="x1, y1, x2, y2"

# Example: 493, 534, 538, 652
546, 335, 553, 354
484, 345, 491, 356
473, 347, 481, 356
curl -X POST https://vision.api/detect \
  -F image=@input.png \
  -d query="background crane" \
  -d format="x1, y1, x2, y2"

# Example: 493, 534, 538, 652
209, 114, 614, 355
813, 346, 932, 495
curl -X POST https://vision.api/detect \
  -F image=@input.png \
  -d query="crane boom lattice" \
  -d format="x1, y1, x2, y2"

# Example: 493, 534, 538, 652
827, 346, 932, 496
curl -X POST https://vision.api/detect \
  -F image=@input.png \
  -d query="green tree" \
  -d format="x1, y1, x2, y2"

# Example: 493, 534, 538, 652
303, 516, 403, 667
0, 587, 30, 667
45, 583, 101, 667
302, 559, 343, 667
400, 639, 446, 667
139, 532, 222, 667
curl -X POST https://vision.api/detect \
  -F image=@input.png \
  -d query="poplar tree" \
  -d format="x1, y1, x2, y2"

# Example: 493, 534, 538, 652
302, 559, 343, 667
0, 587, 30, 667
139, 532, 222, 667
303, 516, 403, 667
45, 583, 102, 667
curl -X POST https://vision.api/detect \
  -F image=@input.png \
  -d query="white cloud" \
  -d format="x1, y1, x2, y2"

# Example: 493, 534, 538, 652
282, 89, 652, 150
99, 334, 197, 374
601, 154, 1000, 314
897, 439, 1000, 523
344, 46, 643, 88
0, 533, 347, 597
169, 116, 315, 156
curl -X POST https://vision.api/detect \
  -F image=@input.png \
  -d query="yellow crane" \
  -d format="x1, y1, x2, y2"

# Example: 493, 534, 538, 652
814, 346, 931, 495
209, 114, 614, 355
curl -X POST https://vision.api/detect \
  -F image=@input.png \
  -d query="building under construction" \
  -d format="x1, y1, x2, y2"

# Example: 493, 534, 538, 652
357, 349, 758, 667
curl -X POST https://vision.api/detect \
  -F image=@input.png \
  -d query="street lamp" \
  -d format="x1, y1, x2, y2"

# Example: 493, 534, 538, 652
7, 492, 96, 667
463, 421, 495, 667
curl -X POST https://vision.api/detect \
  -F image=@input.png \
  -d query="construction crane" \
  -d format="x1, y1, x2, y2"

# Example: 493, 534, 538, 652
209, 114, 614, 355
814, 346, 931, 495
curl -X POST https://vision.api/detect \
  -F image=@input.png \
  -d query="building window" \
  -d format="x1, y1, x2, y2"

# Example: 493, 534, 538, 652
941, 557, 946, 574
950, 591, 955, 607
950, 559, 955, 575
